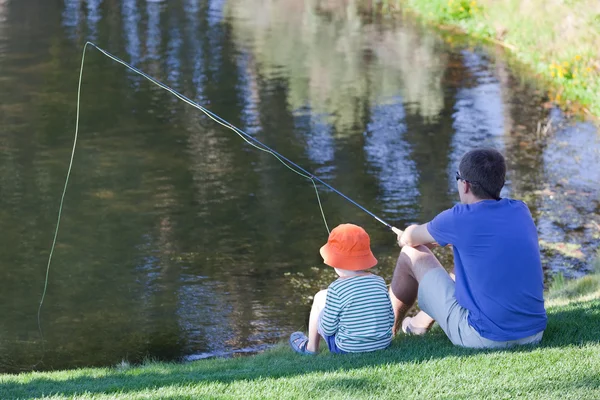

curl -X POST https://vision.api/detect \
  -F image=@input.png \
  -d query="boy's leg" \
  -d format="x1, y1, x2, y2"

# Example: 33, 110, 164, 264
390, 245, 445, 334
307, 289, 327, 353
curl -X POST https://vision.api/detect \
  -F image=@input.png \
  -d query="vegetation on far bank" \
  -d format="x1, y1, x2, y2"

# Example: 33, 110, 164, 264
380, 0, 600, 118
2, 270, 599, 399
548, 250, 600, 305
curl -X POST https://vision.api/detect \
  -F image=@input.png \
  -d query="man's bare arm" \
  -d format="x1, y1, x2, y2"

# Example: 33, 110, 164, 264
393, 224, 437, 247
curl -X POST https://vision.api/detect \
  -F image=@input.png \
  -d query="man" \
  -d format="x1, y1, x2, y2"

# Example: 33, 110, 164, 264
390, 148, 547, 348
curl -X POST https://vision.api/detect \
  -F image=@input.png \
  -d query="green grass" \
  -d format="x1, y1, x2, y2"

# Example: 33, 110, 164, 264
2, 293, 600, 399
548, 250, 600, 303
548, 274, 600, 302
382, 0, 600, 118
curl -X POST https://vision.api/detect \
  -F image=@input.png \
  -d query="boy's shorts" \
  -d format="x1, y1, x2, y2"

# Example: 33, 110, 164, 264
317, 312, 347, 354
418, 268, 544, 349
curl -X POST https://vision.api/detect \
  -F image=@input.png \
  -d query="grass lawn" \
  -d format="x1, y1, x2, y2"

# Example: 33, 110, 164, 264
1, 289, 599, 399
384, 0, 600, 118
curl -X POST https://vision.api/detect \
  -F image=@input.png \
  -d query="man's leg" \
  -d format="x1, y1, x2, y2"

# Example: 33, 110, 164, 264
306, 289, 327, 353
405, 270, 456, 333
390, 245, 445, 335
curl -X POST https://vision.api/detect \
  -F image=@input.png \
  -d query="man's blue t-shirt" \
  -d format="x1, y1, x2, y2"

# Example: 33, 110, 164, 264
427, 198, 547, 341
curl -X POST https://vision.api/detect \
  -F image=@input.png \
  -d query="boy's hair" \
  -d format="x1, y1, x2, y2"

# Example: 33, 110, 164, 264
459, 148, 506, 200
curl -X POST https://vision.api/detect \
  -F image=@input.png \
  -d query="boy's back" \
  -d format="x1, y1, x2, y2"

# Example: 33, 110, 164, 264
320, 274, 393, 352
289, 223, 392, 355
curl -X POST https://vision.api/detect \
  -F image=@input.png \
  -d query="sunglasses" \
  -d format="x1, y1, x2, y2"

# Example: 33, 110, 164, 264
455, 170, 500, 200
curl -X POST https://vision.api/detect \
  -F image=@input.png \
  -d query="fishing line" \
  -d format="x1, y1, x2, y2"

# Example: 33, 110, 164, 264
34, 41, 90, 367
37, 42, 393, 352
84, 42, 391, 228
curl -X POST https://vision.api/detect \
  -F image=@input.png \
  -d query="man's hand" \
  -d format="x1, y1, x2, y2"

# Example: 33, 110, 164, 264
400, 225, 418, 247
391, 226, 413, 247
391, 227, 404, 247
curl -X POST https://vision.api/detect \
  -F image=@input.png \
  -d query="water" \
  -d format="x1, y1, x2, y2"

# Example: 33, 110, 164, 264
0, 0, 598, 373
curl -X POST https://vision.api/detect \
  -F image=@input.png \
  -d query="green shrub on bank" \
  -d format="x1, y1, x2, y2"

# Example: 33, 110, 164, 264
390, 0, 600, 117
548, 249, 600, 302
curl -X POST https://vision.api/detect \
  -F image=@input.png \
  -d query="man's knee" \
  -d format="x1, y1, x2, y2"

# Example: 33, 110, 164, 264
401, 245, 442, 282
401, 245, 434, 263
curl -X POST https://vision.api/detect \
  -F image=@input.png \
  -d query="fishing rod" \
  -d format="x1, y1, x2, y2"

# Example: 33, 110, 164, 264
84, 42, 395, 231
34, 42, 403, 361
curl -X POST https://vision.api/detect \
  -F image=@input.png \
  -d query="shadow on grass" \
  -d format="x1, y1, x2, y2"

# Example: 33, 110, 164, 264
2, 298, 598, 399
313, 377, 378, 392
541, 297, 600, 346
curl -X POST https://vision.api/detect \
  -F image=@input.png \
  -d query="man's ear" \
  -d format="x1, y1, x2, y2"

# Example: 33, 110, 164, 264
462, 181, 471, 194
457, 180, 465, 196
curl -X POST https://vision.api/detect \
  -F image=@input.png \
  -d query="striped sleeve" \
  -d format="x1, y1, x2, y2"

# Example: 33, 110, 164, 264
319, 286, 341, 336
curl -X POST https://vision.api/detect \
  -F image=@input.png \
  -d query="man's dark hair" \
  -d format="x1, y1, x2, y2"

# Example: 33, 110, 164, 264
459, 148, 506, 200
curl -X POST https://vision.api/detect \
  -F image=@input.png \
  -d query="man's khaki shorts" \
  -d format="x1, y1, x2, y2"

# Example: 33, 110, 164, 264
418, 268, 544, 349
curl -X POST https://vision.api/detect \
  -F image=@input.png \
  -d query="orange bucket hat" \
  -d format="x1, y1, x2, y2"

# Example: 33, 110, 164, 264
319, 224, 377, 271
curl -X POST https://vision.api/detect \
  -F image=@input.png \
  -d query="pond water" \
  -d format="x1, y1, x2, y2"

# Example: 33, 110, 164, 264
0, 0, 599, 373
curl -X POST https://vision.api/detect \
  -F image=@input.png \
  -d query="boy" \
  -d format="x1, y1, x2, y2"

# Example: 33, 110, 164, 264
390, 148, 547, 348
289, 223, 394, 354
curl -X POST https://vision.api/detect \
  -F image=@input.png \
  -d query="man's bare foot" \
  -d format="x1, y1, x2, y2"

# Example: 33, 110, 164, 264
401, 317, 429, 335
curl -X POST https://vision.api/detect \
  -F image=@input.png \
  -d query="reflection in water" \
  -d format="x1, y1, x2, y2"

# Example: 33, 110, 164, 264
0, 0, 6, 55
177, 279, 232, 352
185, 0, 205, 100
208, 0, 225, 26
236, 51, 261, 136
122, 0, 141, 66
364, 101, 419, 218
371, 28, 446, 121
166, 12, 182, 88
0, 0, 598, 373
206, 0, 225, 75
145, 1, 161, 62
62, 0, 81, 39
86, 0, 102, 41
225, 0, 447, 134
544, 115, 600, 189
536, 115, 600, 277
298, 113, 335, 168
449, 50, 508, 196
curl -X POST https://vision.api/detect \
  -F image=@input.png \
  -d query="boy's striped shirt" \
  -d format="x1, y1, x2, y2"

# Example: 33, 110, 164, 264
319, 274, 393, 352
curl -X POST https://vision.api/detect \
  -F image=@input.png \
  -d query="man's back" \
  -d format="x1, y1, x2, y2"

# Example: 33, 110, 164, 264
427, 198, 548, 341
